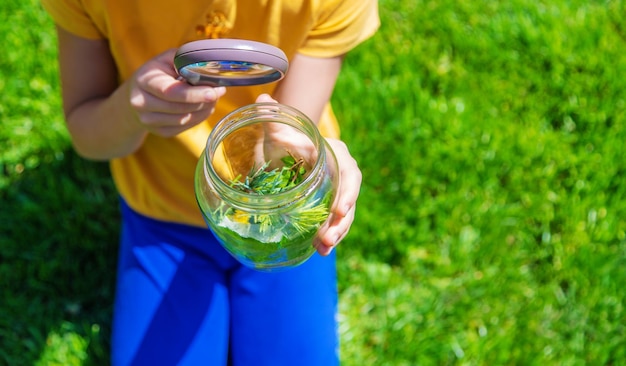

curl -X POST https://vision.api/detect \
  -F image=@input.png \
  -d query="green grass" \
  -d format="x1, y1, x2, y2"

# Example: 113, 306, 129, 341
2, 0, 625, 364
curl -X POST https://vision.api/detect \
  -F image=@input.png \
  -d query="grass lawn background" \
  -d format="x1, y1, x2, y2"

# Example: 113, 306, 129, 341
1, 0, 625, 364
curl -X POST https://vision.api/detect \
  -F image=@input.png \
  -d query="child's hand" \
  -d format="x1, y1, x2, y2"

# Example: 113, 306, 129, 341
127, 49, 226, 137
313, 137, 361, 255
255, 94, 362, 256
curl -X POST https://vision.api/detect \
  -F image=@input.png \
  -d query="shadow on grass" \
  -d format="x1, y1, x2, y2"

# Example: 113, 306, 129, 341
0, 149, 119, 365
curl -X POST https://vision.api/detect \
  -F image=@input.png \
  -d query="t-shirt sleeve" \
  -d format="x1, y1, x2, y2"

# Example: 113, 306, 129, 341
299, 0, 380, 58
41, 0, 103, 39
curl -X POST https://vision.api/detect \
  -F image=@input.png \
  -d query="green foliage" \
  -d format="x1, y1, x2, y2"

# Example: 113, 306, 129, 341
0, 0, 68, 189
2, 0, 625, 364
225, 154, 329, 238
333, 0, 626, 364
1, 1, 118, 363
230, 154, 307, 194
35, 323, 90, 366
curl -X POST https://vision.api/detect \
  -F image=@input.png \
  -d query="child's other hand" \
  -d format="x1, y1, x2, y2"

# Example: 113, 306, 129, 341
255, 94, 362, 256
313, 138, 361, 256
128, 49, 226, 137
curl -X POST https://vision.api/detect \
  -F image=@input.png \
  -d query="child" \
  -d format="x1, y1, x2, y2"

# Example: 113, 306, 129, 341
42, 0, 379, 364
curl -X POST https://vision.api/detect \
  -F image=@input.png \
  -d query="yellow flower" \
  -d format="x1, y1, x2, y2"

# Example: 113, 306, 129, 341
231, 209, 250, 224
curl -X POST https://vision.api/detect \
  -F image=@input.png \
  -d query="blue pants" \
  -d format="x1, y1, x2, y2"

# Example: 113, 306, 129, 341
111, 200, 339, 365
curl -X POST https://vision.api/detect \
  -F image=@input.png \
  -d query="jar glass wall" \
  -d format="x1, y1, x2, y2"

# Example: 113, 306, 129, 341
195, 103, 339, 271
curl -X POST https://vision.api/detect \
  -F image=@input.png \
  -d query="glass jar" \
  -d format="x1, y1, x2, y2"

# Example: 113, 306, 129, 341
195, 102, 339, 271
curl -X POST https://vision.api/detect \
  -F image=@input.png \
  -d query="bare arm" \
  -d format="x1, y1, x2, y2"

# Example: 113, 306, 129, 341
56, 26, 225, 160
273, 53, 342, 124
268, 53, 362, 255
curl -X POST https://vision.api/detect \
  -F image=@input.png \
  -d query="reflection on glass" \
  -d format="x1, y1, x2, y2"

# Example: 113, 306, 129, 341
185, 61, 275, 78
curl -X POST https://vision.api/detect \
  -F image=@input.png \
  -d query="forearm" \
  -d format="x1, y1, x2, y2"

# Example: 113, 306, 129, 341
57, 26, 224, 161
65, 82, 147, 161
273, 53, 343, 125
56, 26, 145, 161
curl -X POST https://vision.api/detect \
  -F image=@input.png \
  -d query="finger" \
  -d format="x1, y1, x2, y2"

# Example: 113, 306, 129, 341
131, 90, 215, 116
154, 48, 179, 67
147, 125, 189, 138
328, 139, 362, 217
140, 107, 214, 130
137, 65, 227, 104
256, 93, 277, 103
157, 79, 226, 104
144, 111, 212, 137
313, 203, 356, 254
335, 167, 361, 217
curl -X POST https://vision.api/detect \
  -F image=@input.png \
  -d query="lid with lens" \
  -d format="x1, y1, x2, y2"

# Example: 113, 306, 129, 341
174, 39, 289, 87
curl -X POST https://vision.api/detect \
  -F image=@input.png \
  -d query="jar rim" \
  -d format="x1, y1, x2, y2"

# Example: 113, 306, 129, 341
203, 102, 327, 210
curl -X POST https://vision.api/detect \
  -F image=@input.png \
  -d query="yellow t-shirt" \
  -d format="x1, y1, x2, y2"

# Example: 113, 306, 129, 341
42, 0, 379, 227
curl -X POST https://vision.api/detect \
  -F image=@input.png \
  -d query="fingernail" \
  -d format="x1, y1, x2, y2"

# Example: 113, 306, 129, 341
181, 113, 191, 125
204, 89, 216, 101
205, 87, 225, 101
214, 86, 226, 97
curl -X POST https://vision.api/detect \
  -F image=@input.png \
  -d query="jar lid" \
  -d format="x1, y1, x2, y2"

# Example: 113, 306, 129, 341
174, 39, 289, 87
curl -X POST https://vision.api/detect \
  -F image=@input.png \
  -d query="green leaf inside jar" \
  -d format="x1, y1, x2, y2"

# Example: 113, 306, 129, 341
212, 153, 331, 247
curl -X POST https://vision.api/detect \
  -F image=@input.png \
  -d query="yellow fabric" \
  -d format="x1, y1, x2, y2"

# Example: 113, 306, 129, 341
42, 0, 379, 227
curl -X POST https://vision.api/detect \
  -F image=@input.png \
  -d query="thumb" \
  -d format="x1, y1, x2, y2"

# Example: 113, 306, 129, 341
256, 93, 278, 103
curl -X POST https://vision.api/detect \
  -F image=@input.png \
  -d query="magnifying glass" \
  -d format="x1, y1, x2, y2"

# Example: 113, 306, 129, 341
174, 39, 289, 87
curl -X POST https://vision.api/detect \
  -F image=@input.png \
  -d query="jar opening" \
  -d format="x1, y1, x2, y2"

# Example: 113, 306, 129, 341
204, 103, 326, 210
